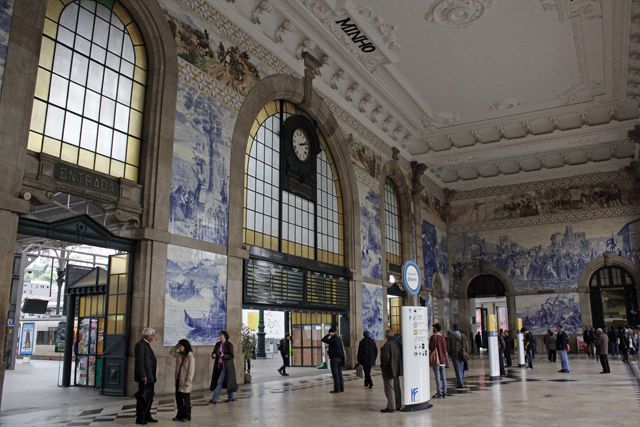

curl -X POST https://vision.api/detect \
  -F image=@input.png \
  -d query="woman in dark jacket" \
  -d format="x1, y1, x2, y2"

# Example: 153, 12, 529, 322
209, 330, 238, 404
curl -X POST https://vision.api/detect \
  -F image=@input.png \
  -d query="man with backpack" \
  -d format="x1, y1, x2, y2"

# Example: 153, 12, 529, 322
277, 333, 291, 376
556, 324, 570, 373
447, 323, 468, 388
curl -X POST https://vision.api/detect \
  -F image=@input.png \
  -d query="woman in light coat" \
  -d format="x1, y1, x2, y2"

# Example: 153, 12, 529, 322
170, 339, 195, 422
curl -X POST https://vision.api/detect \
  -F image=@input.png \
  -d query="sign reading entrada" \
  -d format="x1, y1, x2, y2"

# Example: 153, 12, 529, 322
335, 17, 376, 53
54, 164, 119, 197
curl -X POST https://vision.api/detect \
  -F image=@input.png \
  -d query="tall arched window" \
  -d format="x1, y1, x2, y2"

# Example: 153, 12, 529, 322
28, 0, 147, 181
243, 100, 344, 266
384, 178, 402, 266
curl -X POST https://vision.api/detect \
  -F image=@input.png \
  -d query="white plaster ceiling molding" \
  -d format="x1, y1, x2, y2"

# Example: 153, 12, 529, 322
425, 0, 494, 29
488, 98, 526, 111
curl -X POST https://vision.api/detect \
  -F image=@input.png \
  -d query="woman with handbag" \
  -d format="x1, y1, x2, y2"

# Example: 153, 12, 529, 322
447, 324, 468, 388
169, 339, 195, 422
429, 323, 448, 398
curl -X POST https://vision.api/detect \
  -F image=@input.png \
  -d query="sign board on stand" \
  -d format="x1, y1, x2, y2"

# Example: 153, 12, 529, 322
487, 314, 500, 380
400, 261, 431, 411
516, 318, 525, 367
19, 322, 36, 356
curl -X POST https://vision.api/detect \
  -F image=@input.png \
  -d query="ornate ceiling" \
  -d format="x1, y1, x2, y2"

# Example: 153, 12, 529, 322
216, 0, 640, 190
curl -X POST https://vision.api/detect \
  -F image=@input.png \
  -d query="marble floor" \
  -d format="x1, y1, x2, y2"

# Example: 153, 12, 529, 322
1, 354, 639, 426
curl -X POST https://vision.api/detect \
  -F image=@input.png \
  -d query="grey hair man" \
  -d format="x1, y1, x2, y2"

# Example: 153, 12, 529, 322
135, 327, 158, 424
594, 328, 610, 374
379, 328, 402, 413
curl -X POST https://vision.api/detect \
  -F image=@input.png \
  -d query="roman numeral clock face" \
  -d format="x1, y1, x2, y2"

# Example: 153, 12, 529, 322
292, 129, 309, 161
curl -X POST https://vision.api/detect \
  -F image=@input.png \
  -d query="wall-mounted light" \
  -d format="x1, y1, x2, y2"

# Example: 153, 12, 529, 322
389, 274, 396, 284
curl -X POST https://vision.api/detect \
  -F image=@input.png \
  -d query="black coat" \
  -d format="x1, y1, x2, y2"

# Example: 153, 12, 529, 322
356, 336, 378, 367
322, 334, 344, 360
209, 341, 238, 393
504, 335, 514, 352
556, 330, 569, 351
134, 339, 157, 383
279, 338, 290, 357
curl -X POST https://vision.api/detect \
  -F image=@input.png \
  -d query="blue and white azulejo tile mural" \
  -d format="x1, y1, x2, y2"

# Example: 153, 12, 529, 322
422, 220, 449, 292
443, 298, 451, 333
169, 80, 234, 245
362, 283, 383, 340
164, 245, 227, 346
424, 293, 433, 332
359, 184, 382, 280
0, 0, 14, 96
516, 293, 582, 335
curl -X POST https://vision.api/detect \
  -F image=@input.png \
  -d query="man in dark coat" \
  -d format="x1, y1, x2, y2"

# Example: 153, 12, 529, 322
595, 328, 610, 374
135, 327, 158, 425
322, 327, 345, 393
556, 324, 570, 373
380, 328, 402, 413
209, 330, 238, 403
583, 326, 593, 358
357, 330, 378, 389
278, 333, 291, 376
503, 330, 514, 367
475, 331, 482, 354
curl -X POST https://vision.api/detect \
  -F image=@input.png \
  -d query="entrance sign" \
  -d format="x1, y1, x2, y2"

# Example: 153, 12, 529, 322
516, 318, 525, 367
19, 322, 36, 356
53, 164, 119, 197
487, 314, 500, 379
401, 306, 431, 411
403, 261, 421, 296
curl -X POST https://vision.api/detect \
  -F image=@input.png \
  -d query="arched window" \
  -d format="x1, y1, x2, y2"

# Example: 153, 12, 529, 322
589, 266, 639, 328
28, 0, 147, 182
243, 100, 344, 266
384, 178, 402, 266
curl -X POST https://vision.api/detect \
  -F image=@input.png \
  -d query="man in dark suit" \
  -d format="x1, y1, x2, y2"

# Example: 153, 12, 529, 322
357, 330, 378, 389
135, 327, 158, 425
322, 327, 345, 393
380, 328, 402, 412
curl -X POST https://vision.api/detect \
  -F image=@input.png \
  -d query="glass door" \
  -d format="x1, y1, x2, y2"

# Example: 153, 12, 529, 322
291, 312, 334, 366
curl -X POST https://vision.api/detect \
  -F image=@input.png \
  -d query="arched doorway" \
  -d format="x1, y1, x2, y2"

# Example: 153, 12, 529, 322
468, 275, 508, 349
589, 266, 640, 329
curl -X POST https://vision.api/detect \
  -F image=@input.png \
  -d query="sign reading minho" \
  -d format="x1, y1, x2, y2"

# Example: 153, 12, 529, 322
53, 164, 120, 197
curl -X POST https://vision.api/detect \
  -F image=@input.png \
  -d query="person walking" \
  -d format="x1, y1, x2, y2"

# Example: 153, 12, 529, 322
498, 329, 506, 377
608, 326, 619, 356
134, 327, 158, 425
447, 323, 468, 388
322, 327, 345, 393
556, 324, 570, 373
594, 328, 610, 374
522, 328, 533, 369
475, 331, 482, 354
379, 328, 402, 412
170, 339, 195, 422
277, 333, 291, 376
583, 326, 593, 358
429, 323, 448, 398
590, 327, 597, 358
357, 330, 378, 389
209, 330, 238, 404
503, 330, 514, 367
619, 327, 631, 364
547, 331, 557, 363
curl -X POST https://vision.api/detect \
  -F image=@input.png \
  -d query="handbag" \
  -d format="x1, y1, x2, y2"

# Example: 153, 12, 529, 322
459, 347, 469, 362
429, 337, 440, 368
355, 363, 364, 378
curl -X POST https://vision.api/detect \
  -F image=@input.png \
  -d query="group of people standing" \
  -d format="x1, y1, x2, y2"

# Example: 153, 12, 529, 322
133, 328, 238, 425
524, 324, 570, 372
583, 324, 640, 373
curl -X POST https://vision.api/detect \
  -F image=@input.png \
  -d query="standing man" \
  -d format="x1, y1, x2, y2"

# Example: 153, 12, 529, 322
498, 329, 506, 377
583, 326, 593, 358
322, 328, 345, 393
503, 330, 514, 367
475, 331, 482, 354
135, 327, 158, 425
556, 324, 570, 373
447, 324, 468, 388
522, 328, 533, 369
357, 330, 378, 389
277, 333, 291, 376
594, 328, 610, 374
632, 325, 640, 357
380, 328, 402, 413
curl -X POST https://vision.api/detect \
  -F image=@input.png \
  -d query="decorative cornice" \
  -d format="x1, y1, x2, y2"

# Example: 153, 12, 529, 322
178, 59, 244, 111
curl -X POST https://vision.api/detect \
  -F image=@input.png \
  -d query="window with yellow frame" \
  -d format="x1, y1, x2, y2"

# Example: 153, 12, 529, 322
384, 178, 402, 266
243, 100, 345, 266
28, 0, 147, 182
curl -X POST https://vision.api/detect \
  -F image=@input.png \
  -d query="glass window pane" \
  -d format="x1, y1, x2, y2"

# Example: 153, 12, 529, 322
112, 131, 127, 161
63, 112, 82, 146
67, 82, 85, 114
106, 52, 120, 72
53, 44, 73, 78
114, 102, 130, 132
90, 44, 106, 64
117, 76, 132, 105
120, 60, 134, 78
59, 2, 79, 31
83, 89, 100, 121
122, 37, 134, 63
99, 96, 115, 127
80, 119, 98, 151
49, 74, 69, 108
93, 17, 110, 48
74, 35, 91, 56
57, 26, 75, 48
76, 7, 95, 40
108, 27, 124, 55
70, 53, 89, 85
87, 61, 104, 93
96, 125, 113, 156
44, 105, 65, 139
102, 68, 118, 99
95, 4, 111, 22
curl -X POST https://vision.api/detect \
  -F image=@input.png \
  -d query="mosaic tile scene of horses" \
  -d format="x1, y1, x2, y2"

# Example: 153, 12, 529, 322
164, 245, 227, 346
450, 216, 640, 293
516, 293, 582, 335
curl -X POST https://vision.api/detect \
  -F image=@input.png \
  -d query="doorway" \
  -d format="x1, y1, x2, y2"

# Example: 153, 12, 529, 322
589, 266, 640, 329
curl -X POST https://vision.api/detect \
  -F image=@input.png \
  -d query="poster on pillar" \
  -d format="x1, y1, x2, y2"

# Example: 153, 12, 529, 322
402, 306, 430, 409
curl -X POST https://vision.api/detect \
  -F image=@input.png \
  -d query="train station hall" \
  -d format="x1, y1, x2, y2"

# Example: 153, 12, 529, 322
0, 0, 639, 425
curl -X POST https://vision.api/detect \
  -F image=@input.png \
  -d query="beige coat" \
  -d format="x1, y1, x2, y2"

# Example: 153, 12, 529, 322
170, 344, 195, 393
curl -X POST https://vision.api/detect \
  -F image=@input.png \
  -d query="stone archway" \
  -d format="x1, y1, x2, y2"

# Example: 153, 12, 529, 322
577, 253, 640, 329
456, 263, 517, 339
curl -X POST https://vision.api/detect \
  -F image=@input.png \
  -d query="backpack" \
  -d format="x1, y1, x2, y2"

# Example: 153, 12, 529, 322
277, 339, 283, 352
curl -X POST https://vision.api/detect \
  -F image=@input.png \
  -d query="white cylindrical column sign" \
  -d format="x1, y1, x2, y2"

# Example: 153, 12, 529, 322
516, 318, 525, 367
487, 314, 500, 380
402, 306, 430, 410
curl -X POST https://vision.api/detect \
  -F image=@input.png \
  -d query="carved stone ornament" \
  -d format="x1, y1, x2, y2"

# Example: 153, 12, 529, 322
426, 0, 494, 28
105, 206, 141, 229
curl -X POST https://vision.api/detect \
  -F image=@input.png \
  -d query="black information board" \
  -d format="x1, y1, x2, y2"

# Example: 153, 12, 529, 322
244, 258, 348, 311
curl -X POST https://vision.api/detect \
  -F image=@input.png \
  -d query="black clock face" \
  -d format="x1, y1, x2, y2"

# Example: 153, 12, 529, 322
292, 129, 309, 161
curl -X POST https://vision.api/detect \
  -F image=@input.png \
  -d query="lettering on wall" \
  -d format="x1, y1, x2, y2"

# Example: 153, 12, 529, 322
335, 18, 376, 53
53, 164, 119, 197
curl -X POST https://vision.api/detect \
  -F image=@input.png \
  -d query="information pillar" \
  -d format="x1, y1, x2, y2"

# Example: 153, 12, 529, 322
487, 314, 500, 380
516, 318, 525, 367
401, 306, 430, 411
